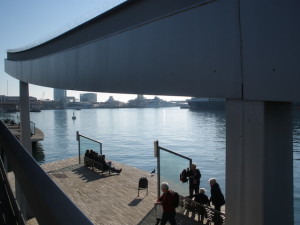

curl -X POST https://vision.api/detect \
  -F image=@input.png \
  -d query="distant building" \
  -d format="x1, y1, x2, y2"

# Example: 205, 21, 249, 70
125, 95, 175, 108
0, 95, 38, 111
80, 93, 97, 102
65, 96, 76, 103
0, 95, 5, 103
53, 89, 66, 101
40, 100, 64, 110
99, 96, 124, 108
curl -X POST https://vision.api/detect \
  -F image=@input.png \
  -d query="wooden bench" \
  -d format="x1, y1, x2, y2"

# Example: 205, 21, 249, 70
180, 196, 225, 224
84, 157, 111, 175
203, 204, 225, 224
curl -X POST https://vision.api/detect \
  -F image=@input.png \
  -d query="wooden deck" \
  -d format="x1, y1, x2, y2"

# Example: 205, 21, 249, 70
8, 157, 217, 225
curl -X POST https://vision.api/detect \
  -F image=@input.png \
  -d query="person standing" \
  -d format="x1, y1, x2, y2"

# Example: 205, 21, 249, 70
189, 164, 201, 197
155, 182, 177, 225
209, 178, 225, 211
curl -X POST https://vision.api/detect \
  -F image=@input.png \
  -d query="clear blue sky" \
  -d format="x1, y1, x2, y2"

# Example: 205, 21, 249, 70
0, 0, 190, 102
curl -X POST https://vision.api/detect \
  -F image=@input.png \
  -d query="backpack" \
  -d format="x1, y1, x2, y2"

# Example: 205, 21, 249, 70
180, 169, 188, 183
172, 191, 180, 208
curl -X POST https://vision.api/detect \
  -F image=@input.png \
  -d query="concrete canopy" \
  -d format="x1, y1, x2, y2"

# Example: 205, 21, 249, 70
4, 0, 300, 101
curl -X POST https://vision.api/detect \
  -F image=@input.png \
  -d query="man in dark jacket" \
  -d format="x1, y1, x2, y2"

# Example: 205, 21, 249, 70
155, 182, 176, 225
209, 178, 225, 211
193, 188, 209, 222
194, 188, 209, 205
188, 164, 201, 197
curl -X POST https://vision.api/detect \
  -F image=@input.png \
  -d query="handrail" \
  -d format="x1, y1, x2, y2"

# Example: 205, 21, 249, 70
0, 121, 93, 225
78, 133, 102, 144
159, 146, 192, 161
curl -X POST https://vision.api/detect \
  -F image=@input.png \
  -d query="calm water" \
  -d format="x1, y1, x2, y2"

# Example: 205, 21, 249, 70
29, 108, 300, 222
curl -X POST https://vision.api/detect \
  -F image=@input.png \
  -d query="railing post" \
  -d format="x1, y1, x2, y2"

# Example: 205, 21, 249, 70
77, 131, 81, 164
154, 140, 160, 198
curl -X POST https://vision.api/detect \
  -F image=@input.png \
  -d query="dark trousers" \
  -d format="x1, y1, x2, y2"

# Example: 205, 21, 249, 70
214, 205, 221, 212
189, 185, 199, 197
213, 205, 222, 225
160, 211, 176, 225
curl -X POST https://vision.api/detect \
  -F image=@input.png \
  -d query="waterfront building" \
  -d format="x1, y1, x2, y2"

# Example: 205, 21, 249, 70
99, 96, 124, 108
39, 100, 65, 110
65, 96, 76, 103
125, 95, 175, 108
0, 95, 5, 103
53, 88, 66, 101
80, 93, 97, 103
0, 95, 38, 111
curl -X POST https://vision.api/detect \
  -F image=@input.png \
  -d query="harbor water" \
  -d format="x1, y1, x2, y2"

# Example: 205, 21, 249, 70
28, 108, 299, 222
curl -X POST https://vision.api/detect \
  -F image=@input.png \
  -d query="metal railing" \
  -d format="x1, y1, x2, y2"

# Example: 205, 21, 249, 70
0, 114, 36, 136
0, 121, 94, 225
77, 131, 103, 164
154, 141, 192, 198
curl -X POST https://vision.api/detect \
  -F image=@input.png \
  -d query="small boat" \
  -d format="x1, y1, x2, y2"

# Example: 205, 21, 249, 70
72, 112, 76, 120
30, 109, 41, 112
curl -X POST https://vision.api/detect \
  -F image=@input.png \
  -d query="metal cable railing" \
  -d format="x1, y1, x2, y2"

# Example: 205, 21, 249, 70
0, 121, 93, 225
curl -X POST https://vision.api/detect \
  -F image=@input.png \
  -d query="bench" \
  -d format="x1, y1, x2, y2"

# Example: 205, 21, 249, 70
180, 196, 225, 224
84, 156, 111, 175
203, 204, 225, 225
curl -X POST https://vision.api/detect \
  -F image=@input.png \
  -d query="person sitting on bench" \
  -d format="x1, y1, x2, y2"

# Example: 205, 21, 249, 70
193, 188, 209, 222
95, 154, 122, 174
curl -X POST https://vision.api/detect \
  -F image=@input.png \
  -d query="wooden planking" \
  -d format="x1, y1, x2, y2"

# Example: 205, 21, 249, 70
41, 157, 157, 225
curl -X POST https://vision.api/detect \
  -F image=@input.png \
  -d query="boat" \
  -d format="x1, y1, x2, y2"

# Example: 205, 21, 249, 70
124, 95, 176, 108
30, 109, 41, 112
72, 112, 76, 120
187, 98, 225, 110
179, 103, 190, 109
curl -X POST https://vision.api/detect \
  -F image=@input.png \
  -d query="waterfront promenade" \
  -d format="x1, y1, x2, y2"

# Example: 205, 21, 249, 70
8, 157, 201, 225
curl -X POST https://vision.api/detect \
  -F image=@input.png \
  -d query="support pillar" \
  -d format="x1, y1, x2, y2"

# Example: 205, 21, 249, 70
17, 81, 33, 219
19, 81, 32, 154
226, 100, 293, 225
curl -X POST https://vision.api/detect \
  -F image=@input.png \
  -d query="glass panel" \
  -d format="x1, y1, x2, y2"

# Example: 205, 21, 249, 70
79, 136, 102, 163
160, 149, 191, 197
30, 121, 35, 135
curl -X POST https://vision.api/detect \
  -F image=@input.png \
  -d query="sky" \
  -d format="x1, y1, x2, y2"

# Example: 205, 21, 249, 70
0, 0, 190, 102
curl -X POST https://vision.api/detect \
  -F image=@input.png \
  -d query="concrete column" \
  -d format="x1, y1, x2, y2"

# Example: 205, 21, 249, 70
226, 100, 293, 225
18, 81, 33, 219
19, 81, 32, 154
